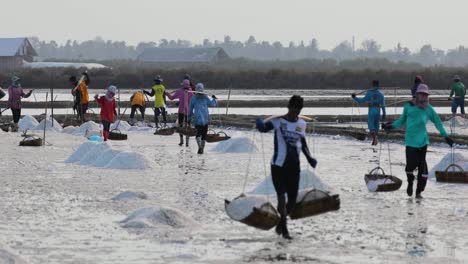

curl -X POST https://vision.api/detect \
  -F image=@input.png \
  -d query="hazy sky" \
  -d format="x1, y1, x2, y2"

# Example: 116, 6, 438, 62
3, 0, 468, 51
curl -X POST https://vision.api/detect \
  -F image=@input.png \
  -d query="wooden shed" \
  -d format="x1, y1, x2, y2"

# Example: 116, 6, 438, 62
0, 38, 38, 70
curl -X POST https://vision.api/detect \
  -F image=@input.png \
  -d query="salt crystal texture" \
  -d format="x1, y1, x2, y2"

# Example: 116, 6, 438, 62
120, 207, 197, 229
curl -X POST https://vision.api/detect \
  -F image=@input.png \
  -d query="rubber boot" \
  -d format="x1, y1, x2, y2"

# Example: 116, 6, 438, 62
196, 137, 202, 154
103, 130, 109, 141
185, 135, 190, 147
406, 173, 415, 197
200, 140, 205, 154
178, 134, 184, 146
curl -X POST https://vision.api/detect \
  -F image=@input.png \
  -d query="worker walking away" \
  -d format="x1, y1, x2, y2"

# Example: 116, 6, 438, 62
166, 79, 193, 146
144, 75, 167, 128
352, 80, 386, 145
129, 90, 146, 125
72, 72, 90, 122
188, 83, 217, 154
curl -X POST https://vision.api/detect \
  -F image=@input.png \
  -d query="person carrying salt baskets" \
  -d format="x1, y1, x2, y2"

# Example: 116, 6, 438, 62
129, 91, 146, 125
144, 75, 167, 128
351, 80, 386, 145
72, 72, 90, 122
166, 79, 193, 146
382, 84, 454, 199
255, 95, 317, 239
94, 85, 117, 141
7, 76, 32, 132
188, 83, 217, 154
448, 75, 466, 118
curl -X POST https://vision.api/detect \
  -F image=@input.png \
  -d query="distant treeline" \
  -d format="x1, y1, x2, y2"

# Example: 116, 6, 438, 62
29, 35, 468, 67
1, 59, 465, 90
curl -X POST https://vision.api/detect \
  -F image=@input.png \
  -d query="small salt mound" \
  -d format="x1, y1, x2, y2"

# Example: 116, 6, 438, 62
366, 178, 395, 192
72, 121, 101, 136
225, 195, 272, 221
251, 168, 329, 195
212, 136, 257, 153
112, 191, 148, 201
92, 149, 121, 167
33, 117, 63, 132
111, 120, 131, 131
65, 142, 97, 163
120, 207, 197, 229
18, 115, 39, 131
62, 126, 77, 134
79, 142, 111, 165
105, 151, 151, 170
444, 116, 467, 128
429, 152, 468, 177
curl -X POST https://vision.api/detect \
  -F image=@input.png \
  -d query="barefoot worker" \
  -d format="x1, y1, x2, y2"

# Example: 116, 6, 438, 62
352, 80, 386, 145
188, 83, 217, 154
166, 79, 193, 146
7, 76, 32, 132
255, 95, 318, 239
382, 84, 454, 199
95, 85, 117, 141
144, 75, 167, 128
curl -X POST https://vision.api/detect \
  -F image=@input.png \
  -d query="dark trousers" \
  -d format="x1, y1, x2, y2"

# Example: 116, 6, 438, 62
271, 162, 300, 230
78, 103, 88, 122
11, 109, 21, 123
102, 120, 111, 132
130, 105, 145, 119
196, 125, 208, 140
177, 113, 187, 127
405, 145, 428, 194
154, 107, 167, 127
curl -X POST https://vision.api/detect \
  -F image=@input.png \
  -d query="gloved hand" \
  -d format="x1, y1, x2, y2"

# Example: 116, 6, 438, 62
381, 122, 393, 130
309, 157, 318, 168
445, 137, 454, 147
212, 95, 217, 99
351, 93, 356, 98
255, 118, 265, 130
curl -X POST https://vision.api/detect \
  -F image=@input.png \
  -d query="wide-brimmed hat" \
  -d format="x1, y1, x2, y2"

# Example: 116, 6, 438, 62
196, 83, 204, 92
415, 84, 430, 95
181, 79, 190, 87
453, 75, 461, 81
11, 76, 20, 82
154, 75, 163, 82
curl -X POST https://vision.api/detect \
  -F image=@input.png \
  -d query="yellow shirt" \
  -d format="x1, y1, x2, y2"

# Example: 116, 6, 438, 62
131, 91, 145, 106
152, 84, 166, 108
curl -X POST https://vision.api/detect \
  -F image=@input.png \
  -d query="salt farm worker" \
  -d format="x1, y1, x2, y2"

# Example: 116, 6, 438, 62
256, 95, 318, 239
144, 76, 167, 129
129, 91, 146, 125
7, 76, 32, 132
95, 85, 117, 141
72, 72, 90, 122
382, 84, 454, 199
351, 80, 386, 145
69, 76, 81, 118
411, 75, 424, 98
188, 83, 217, 154
448, 75, 466, 117
183, 73, 196, 91
166, 79, 193, 146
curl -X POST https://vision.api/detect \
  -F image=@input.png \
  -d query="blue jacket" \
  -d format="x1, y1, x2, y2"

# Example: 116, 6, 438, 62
188, 94, 217, 125
353, 88, 387, 116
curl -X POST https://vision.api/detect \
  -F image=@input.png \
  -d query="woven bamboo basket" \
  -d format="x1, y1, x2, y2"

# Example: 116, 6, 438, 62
19, 136, 43, 147
108, 129, 128, 140
225, 196, 280, 230
364, 167, 402, 192
176, 127, 197, 137
206, 130, 231, 143
289, 189, 340, 220
436, 164, 468, 183
154, 127, 176, 136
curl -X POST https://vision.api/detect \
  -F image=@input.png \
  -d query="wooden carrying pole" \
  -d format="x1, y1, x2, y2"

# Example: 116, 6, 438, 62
43, 92, 48, 146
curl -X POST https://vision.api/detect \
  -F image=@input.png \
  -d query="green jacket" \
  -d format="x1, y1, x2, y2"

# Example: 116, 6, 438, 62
391, 102, 448, 148
449, 82, 466, 98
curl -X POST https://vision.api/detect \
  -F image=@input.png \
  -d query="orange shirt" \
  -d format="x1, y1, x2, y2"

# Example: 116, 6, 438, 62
78, 80, 89, 104
131, 91, 145, 106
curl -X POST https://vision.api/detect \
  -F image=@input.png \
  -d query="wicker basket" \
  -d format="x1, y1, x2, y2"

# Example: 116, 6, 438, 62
176, 127, 197, 137
225, 196, 280, 231
436, 164, 468, 183
289, 189, 340, 220
154, 127, 176, 136
0, 123, 10, 132
364, 167, 402, 192
108, 129, 128, 140
206, 130, 231, 143
19, 136, 43, 147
